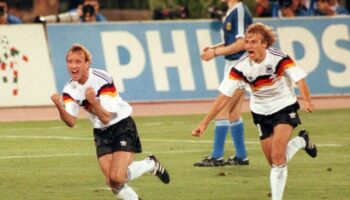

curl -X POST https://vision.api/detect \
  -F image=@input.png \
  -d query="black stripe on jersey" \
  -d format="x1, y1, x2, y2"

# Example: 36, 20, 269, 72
269, 51, 285, 58
275, 56, 293, 76
250, 74, 273, 85
230, 67, 250, 83
81, 99, 88, 107
96, 83, 116, 97
62, 92, 74, 99
81, 99, 92, 111
268, 48, 285, 57
92, 69, 112, 84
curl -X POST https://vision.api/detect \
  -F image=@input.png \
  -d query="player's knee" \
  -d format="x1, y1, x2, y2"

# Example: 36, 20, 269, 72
229, 114, 241, 122
271, 152, 286, 166
109, 172, 127, 188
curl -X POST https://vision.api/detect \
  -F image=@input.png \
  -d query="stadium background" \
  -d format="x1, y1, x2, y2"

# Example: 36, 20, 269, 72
0, 16, 350, 121
1, 4, 350, 200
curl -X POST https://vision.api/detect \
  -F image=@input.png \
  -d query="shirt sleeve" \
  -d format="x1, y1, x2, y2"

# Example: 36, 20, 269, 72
98, 83, 120, 113
235, 4, 245, 39
63, 93, 80, 117
284, 65, 307, 83
218, 77, 240, 97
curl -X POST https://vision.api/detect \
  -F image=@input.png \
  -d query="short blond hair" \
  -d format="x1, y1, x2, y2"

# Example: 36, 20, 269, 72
246, 22, 277, 48
66, 43, 92, 63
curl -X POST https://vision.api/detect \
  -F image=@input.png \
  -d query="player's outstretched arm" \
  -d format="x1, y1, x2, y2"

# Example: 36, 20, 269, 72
51, 93, 77, 127
296, 79, 315, 113
85, 87, 112, 124
192, 93, 230, 137
201, 43, 225, 61
215, 38, 245, 57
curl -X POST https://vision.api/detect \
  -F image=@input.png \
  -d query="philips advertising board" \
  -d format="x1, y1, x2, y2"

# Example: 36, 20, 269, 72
47, 17, 350, 102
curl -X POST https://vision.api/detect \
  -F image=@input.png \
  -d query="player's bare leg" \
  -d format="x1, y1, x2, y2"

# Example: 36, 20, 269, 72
269, 124, 293, 200
98, 152, 139, 199
260, 136, 273, 166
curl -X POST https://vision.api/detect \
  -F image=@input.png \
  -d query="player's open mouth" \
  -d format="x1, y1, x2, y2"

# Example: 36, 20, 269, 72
71, 70, 79, 78
248, 51, 255, 57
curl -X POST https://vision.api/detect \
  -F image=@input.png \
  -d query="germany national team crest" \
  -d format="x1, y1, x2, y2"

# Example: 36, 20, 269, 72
226, 22, 232, 31
266, 65, 273, 74
247, 76, 254, 82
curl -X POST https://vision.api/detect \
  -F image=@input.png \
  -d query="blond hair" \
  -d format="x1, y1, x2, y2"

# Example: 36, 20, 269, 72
246, 22, 277, 48
66, 43, 92, 63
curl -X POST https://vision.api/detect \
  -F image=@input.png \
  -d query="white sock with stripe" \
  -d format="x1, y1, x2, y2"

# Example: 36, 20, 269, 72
127, 158, 155, 181
115, 184, 138, 200
286, 136, 306, 162
270, 165, 288, 200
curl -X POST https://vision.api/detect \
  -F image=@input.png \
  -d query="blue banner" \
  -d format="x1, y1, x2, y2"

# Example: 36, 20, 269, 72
47, 17, 350, 102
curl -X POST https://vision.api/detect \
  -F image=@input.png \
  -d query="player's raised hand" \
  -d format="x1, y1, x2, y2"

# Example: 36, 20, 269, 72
51, 93, 62, 106
202, 46, 210, 52
201, 48, 216, 61
85, 87, 97, 104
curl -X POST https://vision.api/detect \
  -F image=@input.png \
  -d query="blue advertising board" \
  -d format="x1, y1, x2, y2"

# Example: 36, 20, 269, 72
47, 17, 350, 102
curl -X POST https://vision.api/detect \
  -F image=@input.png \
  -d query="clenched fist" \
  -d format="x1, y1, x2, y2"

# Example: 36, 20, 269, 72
51, 93, 62, 106
85, 87, 97, 104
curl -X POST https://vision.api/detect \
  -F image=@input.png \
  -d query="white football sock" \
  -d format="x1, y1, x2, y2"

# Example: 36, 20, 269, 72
115, 184, 138, 200
286, 136, 306, 162
127, 158, 155, 181
270, 165, 288, 200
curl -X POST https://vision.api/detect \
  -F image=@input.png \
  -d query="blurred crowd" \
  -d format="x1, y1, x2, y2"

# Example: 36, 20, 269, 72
1, 0, 106, 25
255, 0, 349, 17
1, 0, 349, 25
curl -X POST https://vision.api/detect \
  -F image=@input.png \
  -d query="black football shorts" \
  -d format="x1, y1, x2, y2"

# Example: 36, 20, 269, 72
252, 102, 301, 140
93, 117, 142, 158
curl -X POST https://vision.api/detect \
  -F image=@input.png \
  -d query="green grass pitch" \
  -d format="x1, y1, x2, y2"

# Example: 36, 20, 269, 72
0, 108, 349, 200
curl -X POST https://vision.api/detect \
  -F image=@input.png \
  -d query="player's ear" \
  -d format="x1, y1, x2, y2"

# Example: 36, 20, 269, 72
261, 40, 268, 48
85, 60, 91, 68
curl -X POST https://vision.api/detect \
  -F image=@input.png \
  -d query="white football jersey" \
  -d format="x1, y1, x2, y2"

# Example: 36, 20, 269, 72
219, 48, 307, 115
62, 68, 132, 128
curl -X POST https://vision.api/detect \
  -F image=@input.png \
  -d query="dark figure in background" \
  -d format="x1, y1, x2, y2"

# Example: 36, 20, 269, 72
153, 5, 189, 20
255, 0, 273, 17
280, 0, 309, 17
315, 0, 349, 15
0, 0, 22, 24
70, 0, 107, 22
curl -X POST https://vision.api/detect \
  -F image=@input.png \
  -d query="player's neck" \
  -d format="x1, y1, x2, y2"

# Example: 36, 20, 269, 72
227, 0, 240, 9
78, 70, 89, 84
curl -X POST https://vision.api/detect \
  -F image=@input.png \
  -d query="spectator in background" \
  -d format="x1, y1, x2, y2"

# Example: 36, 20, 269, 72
280, 0, 309, 17
315, 0, 349, 15
73, 0, 106, 22
153, 4, 189, 20
0, 0, 22, 24
255, 0, 273, 17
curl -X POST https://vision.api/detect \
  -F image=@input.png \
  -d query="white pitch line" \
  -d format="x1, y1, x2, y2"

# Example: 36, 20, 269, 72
0, 150, 210, 160
0, 126, 67, 131
0, 142, 347, 160
0, 153, 90, 160
0, 135, 347, 147
142, 138, 259, 144
0, 135, 91, 140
